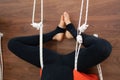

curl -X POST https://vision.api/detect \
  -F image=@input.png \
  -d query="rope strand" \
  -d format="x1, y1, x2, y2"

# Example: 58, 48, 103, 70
85, 0, 89, 24
31, 0, 44, 69
0, 33, 3, 80
93, 34, 103, 80
78, 0, 84, 30
75, 0, 89, 71
97, 64, 103, 80
75, 2, 104, 80
39, 0, 44, 69
32, 0, 36, 24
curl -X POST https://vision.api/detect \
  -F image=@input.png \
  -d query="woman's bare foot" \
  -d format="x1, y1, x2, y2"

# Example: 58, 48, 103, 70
64, 12, 71, 25
52, 15, 65, 41
64, 12, 73, 39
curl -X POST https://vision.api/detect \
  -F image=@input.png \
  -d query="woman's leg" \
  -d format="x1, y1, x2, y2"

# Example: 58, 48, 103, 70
77, 33, 112, 71
8, 24, 65, 68
63, 23, 112, 72
8, 35, 40, 67
43, 26, 65, 43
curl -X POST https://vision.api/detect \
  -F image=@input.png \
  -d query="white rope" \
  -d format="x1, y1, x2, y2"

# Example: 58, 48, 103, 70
93, 34, 103, 80
85, 0, 89, 24
40, 0, 44, 69
32, 0, 36, 24
74, 0, 89, 70
0, 33, 3, 80
97, 64, 103, 80
74, 0, 84, 70
31, 0, 44, 69
74, 1, 104, 80
77, 0, 84, 31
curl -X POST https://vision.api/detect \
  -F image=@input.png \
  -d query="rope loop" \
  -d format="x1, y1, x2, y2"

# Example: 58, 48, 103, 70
31, 22, 43, 30
78, 23, 89, 33
76, 35, 83, 44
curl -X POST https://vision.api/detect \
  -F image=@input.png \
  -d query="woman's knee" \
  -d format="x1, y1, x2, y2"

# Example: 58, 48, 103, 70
96, 39, 112, 57
8, 38, 19, 52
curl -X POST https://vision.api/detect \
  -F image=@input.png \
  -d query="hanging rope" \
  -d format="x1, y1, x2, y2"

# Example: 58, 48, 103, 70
74, 0, 89, 70
93, 34, 103, 80
0, 32, 3, 80
74, 0, 103, 80
97, 64, 103, 80
31, 0, 44, 69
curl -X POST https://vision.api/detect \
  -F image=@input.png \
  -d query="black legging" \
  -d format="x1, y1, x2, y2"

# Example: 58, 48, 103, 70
8, 23, 112, 72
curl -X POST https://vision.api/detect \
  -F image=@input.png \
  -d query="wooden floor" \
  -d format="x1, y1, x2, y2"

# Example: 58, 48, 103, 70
0, 0, 120, 80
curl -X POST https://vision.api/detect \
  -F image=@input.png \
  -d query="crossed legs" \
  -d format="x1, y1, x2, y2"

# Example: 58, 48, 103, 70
61, 12, 112, 71
8, 12, 112, 72
7, 12, 71, 68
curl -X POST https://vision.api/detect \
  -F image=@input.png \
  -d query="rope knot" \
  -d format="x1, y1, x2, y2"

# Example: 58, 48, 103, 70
0, 33, 3, 37
78, 23, 88, 32
76, 34, 83, 44
31, 22, 43, 30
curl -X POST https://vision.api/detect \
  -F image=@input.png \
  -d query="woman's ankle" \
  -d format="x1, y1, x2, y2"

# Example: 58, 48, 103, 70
52, 27, 65, 42
52, 33, 64, 41
66, 23, 77, 39
65, 31, 73, 39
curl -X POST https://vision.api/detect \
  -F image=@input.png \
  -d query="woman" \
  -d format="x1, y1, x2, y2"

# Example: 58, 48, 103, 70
8, 12, 112, 80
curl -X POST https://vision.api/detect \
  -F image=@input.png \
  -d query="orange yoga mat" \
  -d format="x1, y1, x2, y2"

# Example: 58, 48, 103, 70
73, 69, 98, 80
40, 69, 98, 80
